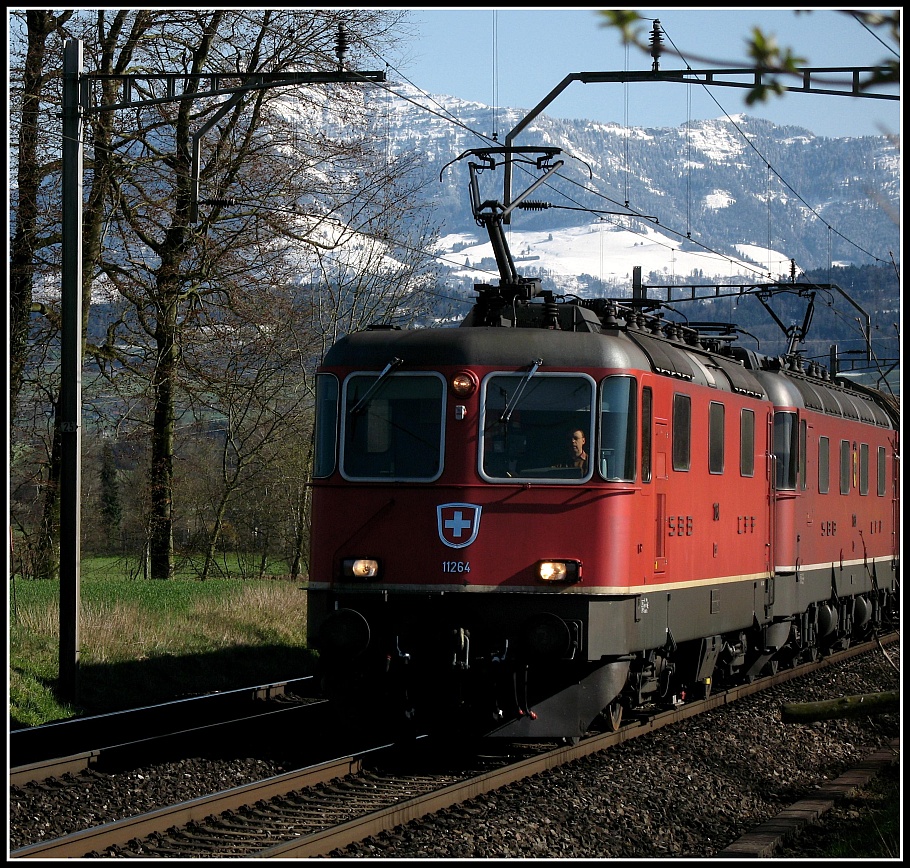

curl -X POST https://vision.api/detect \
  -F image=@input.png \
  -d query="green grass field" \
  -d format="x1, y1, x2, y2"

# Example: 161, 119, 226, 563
9, 557, 315, 727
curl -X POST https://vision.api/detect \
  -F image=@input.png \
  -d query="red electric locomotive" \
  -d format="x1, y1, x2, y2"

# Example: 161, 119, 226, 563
306, 148, 899, 740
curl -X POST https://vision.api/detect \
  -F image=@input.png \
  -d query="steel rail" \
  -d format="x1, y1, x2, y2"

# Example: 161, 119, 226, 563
260, 633, 900, 857
10, 753, 368, 859
10, 676, 318, 786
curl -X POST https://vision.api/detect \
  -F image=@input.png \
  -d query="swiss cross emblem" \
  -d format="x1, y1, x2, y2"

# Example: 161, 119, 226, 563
437, 503, 482, 549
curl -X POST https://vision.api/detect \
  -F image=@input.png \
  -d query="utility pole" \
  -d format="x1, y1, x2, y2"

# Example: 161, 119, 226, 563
58, 38, 83, 703
56, 31, 384, 703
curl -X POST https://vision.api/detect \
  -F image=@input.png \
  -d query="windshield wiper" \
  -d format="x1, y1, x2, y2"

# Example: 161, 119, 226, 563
500, 358, 543, 423
349, 357, 403, 416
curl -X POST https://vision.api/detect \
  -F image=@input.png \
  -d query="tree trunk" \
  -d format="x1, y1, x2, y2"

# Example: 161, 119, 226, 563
33, 409, 63, 581
781, 691, 899, 723
149, 300, 179, 579
146, 11, 223, 580
10, 12, 58, 417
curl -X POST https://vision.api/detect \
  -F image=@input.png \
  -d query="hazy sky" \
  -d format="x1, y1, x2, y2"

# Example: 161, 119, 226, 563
392, 8, 900, 138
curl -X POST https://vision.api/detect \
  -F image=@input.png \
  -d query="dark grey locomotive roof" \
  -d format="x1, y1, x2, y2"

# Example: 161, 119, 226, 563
322, 326, 653, 372
754, 368, 894, 428
322, 325, 892, 428
321, 325, 766, 398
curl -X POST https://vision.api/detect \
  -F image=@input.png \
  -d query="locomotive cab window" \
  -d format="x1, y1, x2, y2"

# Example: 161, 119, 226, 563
599, 376, 637, 481
480, 373, 595, 482
641, 387, 653, 483
799, 419, 808, 491
340, 373, 445, 481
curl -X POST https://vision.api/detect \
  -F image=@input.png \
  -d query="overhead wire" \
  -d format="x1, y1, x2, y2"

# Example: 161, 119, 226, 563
360, 52, 779, 281
848, 11, 900, 58
305, 31, 892, 287
653, 20, 890, 266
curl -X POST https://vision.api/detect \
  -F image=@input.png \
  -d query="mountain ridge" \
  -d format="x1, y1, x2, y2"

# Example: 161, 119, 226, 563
365, 86, 899, 281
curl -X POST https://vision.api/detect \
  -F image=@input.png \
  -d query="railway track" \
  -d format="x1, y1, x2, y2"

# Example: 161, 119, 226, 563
10, 676, 323, 787
11, 634, 897, 859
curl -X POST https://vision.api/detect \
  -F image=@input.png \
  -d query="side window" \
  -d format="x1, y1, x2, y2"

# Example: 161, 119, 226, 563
672, 393, 691, 471
799, 419, 808, 491
773, 411, 797, 490
708, 402, 724, 474
313, 373, 339, 478
739, 408, 755, 477
839, 439, 851, 494
818, 436, 830, 493
599, 375, 637, 482
641, 387, 652, 483
877, 446, 886, 496
859, 443, 869, 495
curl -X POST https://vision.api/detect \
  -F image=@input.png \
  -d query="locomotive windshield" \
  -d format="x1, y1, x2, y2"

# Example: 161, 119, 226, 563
480, 373, 595, 482
339, 373, 445, 481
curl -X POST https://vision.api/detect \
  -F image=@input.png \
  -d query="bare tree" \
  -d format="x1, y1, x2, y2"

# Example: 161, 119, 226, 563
9, 10, 156, 579
10, 10, 72, 417
76, 9, 427, 578
10, 9, 438, 582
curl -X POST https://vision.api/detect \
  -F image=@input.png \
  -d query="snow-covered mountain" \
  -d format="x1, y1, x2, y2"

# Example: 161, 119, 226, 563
365, 85, 900, 292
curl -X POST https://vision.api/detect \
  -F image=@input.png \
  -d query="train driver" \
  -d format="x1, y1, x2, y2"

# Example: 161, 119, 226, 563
569, 429, 588, 472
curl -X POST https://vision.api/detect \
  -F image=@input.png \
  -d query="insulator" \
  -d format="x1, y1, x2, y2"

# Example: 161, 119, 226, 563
649, 20, 663, 71
202, 198, 236, 206
517, 200, 551, 211
335, 24, 349, 66
545, 298, 560, 328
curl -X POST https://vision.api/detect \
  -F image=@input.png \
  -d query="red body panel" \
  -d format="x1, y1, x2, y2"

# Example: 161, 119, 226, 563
311, 366, 779, 595
771, 409, 898, 574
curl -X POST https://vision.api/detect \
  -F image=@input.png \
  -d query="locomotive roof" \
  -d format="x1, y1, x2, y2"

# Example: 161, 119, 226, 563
322, 324, 895, 429
322, 325, 649, 371
321, 324, 767, 399
756, 369, 894, 428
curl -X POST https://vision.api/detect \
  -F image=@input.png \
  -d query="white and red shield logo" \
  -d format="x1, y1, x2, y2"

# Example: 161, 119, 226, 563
437, 502, 482, 549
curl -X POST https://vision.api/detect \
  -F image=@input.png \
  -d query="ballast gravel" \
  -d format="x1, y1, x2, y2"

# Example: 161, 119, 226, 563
9, 643, 899, 858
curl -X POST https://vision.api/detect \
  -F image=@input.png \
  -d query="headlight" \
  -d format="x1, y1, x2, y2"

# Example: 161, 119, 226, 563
451, 371, 477, 397
342, 558, 381, 579
537, 560, 581, 583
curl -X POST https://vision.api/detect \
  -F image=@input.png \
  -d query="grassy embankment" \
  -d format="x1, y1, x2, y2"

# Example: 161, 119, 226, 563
9, 556, 315, 728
